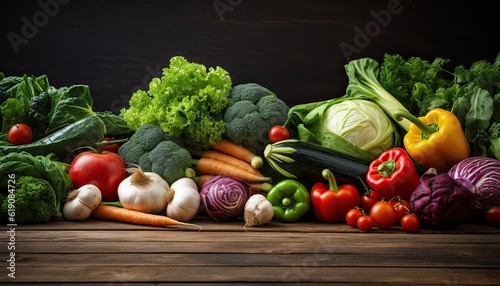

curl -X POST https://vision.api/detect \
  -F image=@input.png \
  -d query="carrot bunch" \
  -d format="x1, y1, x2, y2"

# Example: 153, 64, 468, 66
192, 138, 273, 193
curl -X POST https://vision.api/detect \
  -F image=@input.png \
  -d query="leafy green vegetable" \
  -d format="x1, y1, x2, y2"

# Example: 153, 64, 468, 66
0, 152, 72, 223
285, 97, 400, 163
1, 98, 27, 132
0, 74, 48, 133
96, 111, 132, 138
120, 56, 232, 149
378, 54, 453, 117
0, 176, 58, 224
0, 73, 95, 142
343, 57, 413, 132
44, 85, 95, 136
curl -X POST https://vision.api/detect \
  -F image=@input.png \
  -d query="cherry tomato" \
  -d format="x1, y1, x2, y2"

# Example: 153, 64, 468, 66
401, 213, 420, 232
390, 197, 411, 223
486, 206, 500, 227
370, 200, 396, 229
8, 124, 33, 145
357, 215, 373, 232
268, 125, 290, 143
99, 137, 121, 153
69, 150, 127, 201
361, 188, 381, 214
346, 208, 363, 228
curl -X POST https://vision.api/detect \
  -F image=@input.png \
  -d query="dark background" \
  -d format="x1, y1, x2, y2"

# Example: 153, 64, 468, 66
1, 0, 497, 113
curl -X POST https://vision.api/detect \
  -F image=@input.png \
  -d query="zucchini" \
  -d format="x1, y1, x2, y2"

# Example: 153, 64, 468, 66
0, 115, 106, 158
264, 139, 369, 190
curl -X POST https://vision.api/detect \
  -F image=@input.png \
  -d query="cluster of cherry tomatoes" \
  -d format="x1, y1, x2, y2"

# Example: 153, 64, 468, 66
346, 188, 420, 232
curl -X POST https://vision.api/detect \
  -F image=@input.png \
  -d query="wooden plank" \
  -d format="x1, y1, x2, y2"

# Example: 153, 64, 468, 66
8, 218, 500, 234
6, 229, 500, 244
12, 252, 500, 269
10, 235, 500, 254
6, 266, 500, 284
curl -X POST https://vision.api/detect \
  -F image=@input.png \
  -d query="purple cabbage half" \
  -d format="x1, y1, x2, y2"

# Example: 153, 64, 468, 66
200, 175, 252, 222
410, 168, 476, 228
448, 156, 500, 213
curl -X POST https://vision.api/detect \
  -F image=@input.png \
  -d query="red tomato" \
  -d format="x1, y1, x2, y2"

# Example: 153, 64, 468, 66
357, 215, 373, 232
99, 137, 121, 153
486, 206, 500, 227
69, 150, 127, 201
401, 213, 420, 232
390, 197, 411, 223
346, 208, 363, 228
370, 201, 396, 229
361, 188, 381, 213
8, 124, 33, 145
268, 125, 290, 143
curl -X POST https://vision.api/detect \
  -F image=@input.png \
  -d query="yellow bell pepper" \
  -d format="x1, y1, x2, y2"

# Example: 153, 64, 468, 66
394, 108, 470, 174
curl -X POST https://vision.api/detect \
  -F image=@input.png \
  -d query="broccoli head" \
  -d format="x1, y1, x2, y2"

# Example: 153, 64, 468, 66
118, 124, 194, 184
1, 176, 57, 224
224, 83, 289, 155
149, 140, 193, 184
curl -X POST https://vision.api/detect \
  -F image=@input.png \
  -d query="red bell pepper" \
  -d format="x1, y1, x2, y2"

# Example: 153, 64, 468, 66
311, 169, 360, 223
366, 147, 420, 202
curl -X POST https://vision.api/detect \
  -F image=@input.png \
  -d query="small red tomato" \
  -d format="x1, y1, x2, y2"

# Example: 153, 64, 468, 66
268, 125, 290, 143
486, 206, 500, 227
99, 137, 121, 153
390, 197, 411, 223
8, 123, 33, 145
346, 208, 363, 228
357, 215, 373, 232
370, 200, 397, 229
361, 188, 381, 214
401, 213, 420, 232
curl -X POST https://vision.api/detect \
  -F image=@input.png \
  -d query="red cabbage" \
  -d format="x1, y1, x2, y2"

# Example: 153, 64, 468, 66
448, 156, 500, 213
200, 175, 252, 222
410, 168, 476, 228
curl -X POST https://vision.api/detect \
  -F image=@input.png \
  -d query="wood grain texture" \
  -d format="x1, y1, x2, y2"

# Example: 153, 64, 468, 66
1, 219, 499, 284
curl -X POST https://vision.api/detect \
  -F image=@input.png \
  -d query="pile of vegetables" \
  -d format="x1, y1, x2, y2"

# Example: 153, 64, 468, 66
1, 52, 499, 232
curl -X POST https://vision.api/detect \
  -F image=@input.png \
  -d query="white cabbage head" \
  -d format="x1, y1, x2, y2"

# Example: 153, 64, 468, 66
323, 99, 396, 156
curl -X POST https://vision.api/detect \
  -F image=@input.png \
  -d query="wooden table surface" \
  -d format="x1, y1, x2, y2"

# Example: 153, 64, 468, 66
1, 215, 499, 285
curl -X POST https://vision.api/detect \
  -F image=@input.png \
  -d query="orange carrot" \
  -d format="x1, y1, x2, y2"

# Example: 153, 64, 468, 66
196, 174, 215, 188
194, 158, 272, 183
196, 175, 273, 193
211, 138, 263, 169
91, 205, 202, 230
201, 150, 263, 176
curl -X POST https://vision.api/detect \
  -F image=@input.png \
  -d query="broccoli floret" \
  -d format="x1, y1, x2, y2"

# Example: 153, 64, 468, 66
137, 152, 153, 171
224, 83, 289, 155
117, 124, 194, 184
134, 124, 168, 151
1, 176, 57, 224
147, 141, 192, 184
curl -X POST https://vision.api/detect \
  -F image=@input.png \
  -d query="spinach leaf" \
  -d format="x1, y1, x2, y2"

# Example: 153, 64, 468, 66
44, 85, 94, 134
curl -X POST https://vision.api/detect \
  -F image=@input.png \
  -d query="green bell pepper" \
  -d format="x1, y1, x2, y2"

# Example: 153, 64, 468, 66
266, 179, 311, 222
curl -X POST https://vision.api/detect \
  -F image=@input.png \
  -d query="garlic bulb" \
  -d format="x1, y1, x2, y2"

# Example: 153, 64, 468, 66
166, 177, 201, 221
118, 168, 170, 214
63, 184, 102, 221
244, 194, 274, 227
